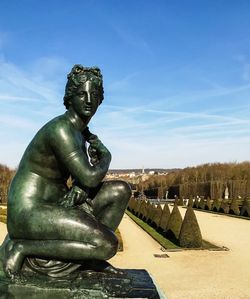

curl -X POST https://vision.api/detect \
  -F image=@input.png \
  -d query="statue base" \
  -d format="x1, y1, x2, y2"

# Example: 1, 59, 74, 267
0, 268, 161, 298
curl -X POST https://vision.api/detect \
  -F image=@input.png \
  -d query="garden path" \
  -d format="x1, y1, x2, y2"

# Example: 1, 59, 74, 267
111, 209, 250, 299
0, 209, 250, 298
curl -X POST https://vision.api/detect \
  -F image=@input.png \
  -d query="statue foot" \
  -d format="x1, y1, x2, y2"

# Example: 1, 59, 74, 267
83, 260, 124, 275
3, 239, 24, 279
100, 261, 124, 275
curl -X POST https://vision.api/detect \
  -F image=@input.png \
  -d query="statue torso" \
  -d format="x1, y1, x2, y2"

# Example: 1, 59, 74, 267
8, 114, 87, 206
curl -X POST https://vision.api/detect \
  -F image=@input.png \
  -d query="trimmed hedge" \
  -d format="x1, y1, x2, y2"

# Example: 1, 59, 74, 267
159, 203, 170, 231
179, 206, 202, 248
166, 204, 183, 242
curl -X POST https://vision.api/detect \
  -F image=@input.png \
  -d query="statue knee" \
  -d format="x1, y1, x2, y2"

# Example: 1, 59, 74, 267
113, 180, 132, 204
95, 230, 118, 260
104, 236, 118, 260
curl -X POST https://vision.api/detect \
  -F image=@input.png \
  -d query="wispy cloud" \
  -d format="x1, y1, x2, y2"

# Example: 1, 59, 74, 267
1, 55, 250, 169
92, 89, 250, 169
0, 60, 60, 103
161, 83, 250, 108
104, 129, 250, 169
106, 72, 140, 92
0, 115, 37, 129
112, 25, 153, 55
0, 56, 69, 119
0, 95, 41, 102
0, 56, 69, 167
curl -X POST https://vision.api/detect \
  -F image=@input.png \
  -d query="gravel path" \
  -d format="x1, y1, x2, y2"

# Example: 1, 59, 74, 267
111, 209, 250, 299
1, 209, 250, 299
0, 223, 7, 243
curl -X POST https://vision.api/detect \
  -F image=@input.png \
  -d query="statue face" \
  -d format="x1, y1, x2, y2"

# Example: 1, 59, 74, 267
71, 80, 102, 118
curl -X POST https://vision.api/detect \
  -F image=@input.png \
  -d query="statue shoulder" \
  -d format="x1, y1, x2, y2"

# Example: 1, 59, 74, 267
45, 115, 82, 156
45, 114, 73, 137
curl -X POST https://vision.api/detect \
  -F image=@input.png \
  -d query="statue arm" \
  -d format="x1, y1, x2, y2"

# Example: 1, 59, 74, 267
50, 126, 111, 188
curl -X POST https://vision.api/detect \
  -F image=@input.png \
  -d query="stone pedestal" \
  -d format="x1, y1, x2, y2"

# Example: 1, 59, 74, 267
0, 269, 160, 298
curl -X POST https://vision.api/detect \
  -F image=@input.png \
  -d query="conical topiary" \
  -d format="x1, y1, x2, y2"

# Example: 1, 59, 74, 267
219, 200, 229, 214
212, 198, 221, 212
166, 204, 183, 242
188, 198, 193, 207
179, 206, 202, 248
145, 202, 151, 222
134, 199, 142, 216
132, 199, 138, 214
229, 198, 240, 216
159, 204, 170, 231
240, 198, 250, 217
127, 197, 135, 211
152, 204, 163, 228
139, 200, 146, 219
193, 198, 199, 209
178, 198, 184, 206
143, 200, 149, 220
205, 198, 212, 210
198, 197, 205, 210
147, 203, 156, 224
144, 201, 151, 222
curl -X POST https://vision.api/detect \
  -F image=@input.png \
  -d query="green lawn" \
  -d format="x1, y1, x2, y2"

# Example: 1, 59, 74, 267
126, 210, 180, 249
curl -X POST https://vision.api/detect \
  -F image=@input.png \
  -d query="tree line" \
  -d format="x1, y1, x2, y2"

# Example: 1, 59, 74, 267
1, 162, 250, 202
136, 162, 250, 200
0, 164, 15, 203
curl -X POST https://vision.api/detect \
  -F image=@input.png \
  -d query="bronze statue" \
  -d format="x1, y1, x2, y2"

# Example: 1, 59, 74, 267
0, 64, 131, 279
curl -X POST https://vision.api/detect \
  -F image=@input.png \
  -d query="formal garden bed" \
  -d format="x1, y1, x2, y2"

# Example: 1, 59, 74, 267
127, 198, 224, 251
188, 197, 250, 220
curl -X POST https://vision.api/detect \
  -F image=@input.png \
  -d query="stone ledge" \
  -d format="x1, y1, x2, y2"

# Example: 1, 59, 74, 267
0, 269, 160, 298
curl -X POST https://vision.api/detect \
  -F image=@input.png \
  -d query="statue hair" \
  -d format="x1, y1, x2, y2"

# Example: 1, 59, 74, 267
63, 64, 104, 109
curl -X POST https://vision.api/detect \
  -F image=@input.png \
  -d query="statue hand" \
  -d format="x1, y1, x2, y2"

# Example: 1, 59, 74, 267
60, 186, 88, 208
88, 146, 99, 166
83, 127, 111, 165
88, 138, 110, 164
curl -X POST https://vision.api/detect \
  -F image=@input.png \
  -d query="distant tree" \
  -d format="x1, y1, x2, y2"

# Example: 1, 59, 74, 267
0, 164, 15, 203
133, 162, 250, 201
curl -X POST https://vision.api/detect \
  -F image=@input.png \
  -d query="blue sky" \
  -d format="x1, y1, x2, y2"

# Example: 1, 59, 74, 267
1, 0, 250, 169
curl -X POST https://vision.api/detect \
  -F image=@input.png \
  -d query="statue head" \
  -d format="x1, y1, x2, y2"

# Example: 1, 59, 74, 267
63, 64, 104, 111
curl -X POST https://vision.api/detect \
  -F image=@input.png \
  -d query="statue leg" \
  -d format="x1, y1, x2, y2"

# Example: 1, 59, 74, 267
5, 205, 118, 277
3, 238, 117, 277
91, 180, 131, 231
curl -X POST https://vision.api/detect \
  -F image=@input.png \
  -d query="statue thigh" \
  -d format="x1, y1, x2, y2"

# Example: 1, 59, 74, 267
8, 203, 116, 247
91, 180, 131, 231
